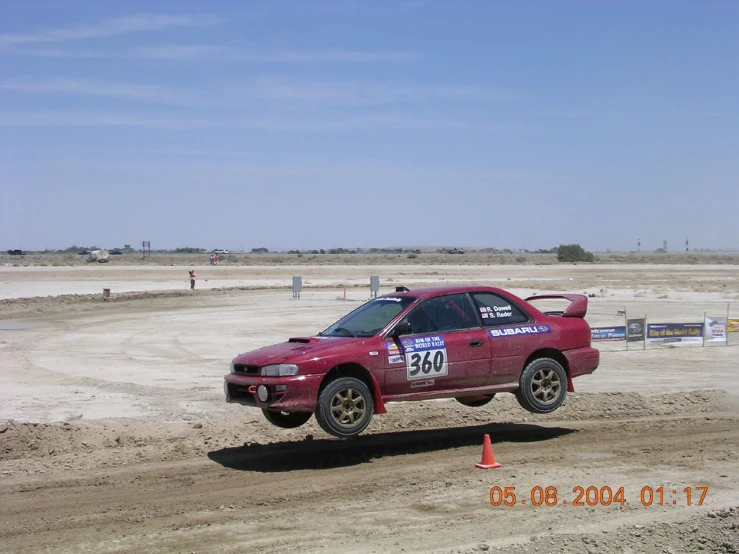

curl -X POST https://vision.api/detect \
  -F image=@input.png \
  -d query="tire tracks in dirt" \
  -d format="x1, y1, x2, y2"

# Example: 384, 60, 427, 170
2, 412, 737, 553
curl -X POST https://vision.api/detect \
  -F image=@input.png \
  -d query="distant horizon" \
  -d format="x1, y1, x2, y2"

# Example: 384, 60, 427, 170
5, 243, 739, 255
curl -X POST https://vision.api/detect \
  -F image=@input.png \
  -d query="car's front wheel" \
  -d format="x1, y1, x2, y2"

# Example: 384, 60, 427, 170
315, 377, 374, 438
262, 409, 312, 429
515, 358, 567, 414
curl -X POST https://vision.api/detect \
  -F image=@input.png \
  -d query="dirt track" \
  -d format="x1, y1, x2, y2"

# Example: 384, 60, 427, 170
1, 264, 738, 552
2, 396, 738, 553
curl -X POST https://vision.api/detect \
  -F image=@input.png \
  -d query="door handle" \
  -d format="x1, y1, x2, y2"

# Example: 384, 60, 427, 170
469, 339, 483, 347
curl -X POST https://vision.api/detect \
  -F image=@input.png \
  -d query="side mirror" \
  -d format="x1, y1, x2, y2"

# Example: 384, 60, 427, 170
392, 321, 412, 337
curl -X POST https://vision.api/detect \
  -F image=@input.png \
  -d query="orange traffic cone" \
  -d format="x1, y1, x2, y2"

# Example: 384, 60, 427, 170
475, 434, 502, 469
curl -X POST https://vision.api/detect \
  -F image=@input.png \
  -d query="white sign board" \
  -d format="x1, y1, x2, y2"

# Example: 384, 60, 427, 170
704, 316, 727, 343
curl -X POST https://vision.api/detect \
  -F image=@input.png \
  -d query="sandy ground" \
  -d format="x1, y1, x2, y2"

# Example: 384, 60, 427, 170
1, 264, 738, 553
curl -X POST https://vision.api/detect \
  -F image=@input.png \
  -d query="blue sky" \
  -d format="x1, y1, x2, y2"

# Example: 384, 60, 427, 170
1, 1, 737, 252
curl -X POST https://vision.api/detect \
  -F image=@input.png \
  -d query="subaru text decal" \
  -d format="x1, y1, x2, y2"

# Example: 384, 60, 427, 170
489, 325, 551, 338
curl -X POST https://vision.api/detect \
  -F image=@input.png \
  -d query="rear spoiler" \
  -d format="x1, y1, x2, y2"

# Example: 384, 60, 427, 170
524, 294, 588, 318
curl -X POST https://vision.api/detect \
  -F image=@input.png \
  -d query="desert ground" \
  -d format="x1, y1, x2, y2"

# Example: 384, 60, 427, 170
1, 259, 737, 553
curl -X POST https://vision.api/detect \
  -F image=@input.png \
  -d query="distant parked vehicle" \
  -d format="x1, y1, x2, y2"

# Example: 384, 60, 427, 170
110, 248, 124, 255
7, 249, 26, 256
87, 250, 110, 263
213, 249, 229, 254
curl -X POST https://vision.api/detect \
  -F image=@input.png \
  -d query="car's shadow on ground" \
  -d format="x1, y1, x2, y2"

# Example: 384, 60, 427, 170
207, 422, 577, 472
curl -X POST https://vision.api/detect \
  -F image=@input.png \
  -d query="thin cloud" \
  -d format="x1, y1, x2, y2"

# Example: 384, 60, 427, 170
0, 78, 217, 108
230, 115, 496, 132
34, 157, 552, 183
0, 112, 209, 128
0, 14, 221, 46
521, 111, 733, 118
234, 76, 520, 105
0, 111, 507, 132
0, 77, 517, 108
239, 50, 417, 63
24, 45, 417, 62
270, 114, 503, 132
135, 45, 417, 62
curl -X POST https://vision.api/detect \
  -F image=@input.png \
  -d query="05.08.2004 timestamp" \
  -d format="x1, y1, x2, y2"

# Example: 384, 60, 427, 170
489, 486, 709, 507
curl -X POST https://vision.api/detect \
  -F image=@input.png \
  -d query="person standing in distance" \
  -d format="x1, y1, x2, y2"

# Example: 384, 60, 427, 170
189, 269, 197, 290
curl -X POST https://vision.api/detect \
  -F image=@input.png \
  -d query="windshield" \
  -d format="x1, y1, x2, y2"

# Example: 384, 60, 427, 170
320, 296, 416, 338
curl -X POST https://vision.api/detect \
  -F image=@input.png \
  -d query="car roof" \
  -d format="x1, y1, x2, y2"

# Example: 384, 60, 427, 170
381, 285, 512, 300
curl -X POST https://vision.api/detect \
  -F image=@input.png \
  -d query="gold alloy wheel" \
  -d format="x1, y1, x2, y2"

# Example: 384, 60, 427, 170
329, 387, 366, 427
531, 367, 562, 405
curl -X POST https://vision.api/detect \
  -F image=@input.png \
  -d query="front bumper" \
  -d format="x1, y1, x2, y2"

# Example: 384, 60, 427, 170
223, 373, 323, 412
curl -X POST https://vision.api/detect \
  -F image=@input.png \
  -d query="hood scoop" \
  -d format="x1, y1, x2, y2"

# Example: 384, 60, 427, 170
288, 337, 314, 344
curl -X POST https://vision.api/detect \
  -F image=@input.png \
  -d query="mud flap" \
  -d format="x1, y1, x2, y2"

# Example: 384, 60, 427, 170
368, 373, 387, 414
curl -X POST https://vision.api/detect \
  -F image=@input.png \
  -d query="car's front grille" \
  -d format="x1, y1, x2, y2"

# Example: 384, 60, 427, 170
233, 364, 259, 375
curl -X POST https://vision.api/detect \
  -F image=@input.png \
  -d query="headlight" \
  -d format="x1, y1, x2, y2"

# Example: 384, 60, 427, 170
260, 364, 299, 377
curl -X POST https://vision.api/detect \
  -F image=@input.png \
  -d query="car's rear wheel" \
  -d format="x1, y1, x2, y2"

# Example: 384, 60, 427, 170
515, 358, 567, 414
456, 394, 495, 407
315, 377, 374, 439
262, 409, 312, 429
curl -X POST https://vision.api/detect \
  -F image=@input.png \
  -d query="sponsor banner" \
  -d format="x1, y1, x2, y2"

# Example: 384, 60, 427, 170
591, 326, 626, 341
647, 323, 703, 344
488, 325, 551, 338
704, 317, 727, 343
626, 318, 646, 342
728, 319, 739, 333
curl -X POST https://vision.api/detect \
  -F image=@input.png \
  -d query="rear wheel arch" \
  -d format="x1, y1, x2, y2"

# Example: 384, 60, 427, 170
523, 348, 574, 392
319, 363, 387, 415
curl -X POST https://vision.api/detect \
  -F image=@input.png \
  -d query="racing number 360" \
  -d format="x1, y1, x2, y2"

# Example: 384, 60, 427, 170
409, 350, 445, 376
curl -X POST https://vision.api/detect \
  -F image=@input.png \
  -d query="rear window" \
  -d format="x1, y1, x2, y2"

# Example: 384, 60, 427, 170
471, 292, 529, 326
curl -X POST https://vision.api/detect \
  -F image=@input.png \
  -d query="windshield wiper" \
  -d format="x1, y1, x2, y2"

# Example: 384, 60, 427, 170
333, 327, 357, 337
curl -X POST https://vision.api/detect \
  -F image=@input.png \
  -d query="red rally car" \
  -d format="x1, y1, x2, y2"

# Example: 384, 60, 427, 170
224, 286, 599, 438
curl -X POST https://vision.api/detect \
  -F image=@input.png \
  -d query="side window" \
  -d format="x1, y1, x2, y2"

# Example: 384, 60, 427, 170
401, 294, 479, 334
472, 292, 529, 326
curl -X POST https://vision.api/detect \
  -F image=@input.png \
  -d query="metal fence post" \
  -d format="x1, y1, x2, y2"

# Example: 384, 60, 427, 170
727, 303, 731, 347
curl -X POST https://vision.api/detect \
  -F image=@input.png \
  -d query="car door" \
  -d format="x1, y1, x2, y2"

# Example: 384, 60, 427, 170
383, 293, 489, 395
470, 291, 537, 386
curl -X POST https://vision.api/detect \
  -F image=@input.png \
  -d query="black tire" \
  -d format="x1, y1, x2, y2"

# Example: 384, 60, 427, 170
262, 409, 312, 429
515, 357, 567, 414
315, 377, 374, 438
456, 394, 495, 407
